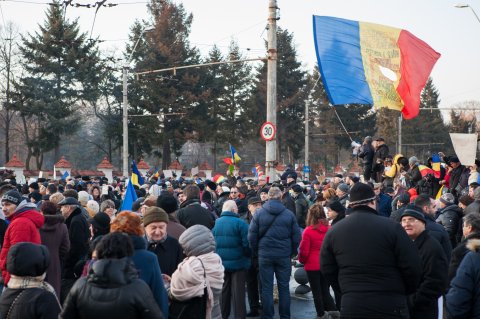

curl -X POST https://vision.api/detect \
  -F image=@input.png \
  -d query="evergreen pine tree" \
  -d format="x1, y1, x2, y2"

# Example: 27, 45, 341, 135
10, 3, 101, 169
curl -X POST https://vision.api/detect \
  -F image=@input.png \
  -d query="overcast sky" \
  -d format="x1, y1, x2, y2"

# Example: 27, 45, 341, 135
2, 0, 479, 109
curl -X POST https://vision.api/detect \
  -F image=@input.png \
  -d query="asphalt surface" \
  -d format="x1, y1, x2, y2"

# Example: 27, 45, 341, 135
231, 266, 322, 319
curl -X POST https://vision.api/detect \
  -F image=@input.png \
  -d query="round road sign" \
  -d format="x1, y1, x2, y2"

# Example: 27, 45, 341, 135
260, 122, 276, 141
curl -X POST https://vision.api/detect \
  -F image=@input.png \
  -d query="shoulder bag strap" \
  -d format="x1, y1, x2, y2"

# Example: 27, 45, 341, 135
6, 290, 27, 319
258, 213, 281, 240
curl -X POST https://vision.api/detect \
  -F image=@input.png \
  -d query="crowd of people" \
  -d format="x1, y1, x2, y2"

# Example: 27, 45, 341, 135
0, 139, 478, 319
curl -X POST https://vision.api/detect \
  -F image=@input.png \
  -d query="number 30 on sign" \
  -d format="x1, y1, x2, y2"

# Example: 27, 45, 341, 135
260, 122, 276, 141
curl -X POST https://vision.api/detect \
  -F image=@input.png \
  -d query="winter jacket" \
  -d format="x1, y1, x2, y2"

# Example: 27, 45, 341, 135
408, 231, 448, 319
147, 235, 184, 277
423, 212, 452, 263
63, 207, 90, 279
358, 142, 374, 165
390, 205, 408, 223
60, 257, 163, 319
166, 215, 186, 241
0, 201, 44, 284
130, 235, 169, 318
463, 200, 480, 216
176, 199, 215, 229
450, 165, 469, 198
372, 144, 389, 172
377, 193, 393, 217
436, 203, 463, 249
248, 199, 301, 259
446, 239, 480, 319
0, 287, 61, 319
321, 205, 422, 319
448, 231, 480, 283
294, 194, 309, 228
40, 214, 70, 297
298, 223, 329, 271
212, 211, 251, 271
407, 165, 422, 189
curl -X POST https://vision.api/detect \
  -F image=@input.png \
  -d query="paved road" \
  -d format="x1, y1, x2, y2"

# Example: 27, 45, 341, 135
241, 266, 321, 319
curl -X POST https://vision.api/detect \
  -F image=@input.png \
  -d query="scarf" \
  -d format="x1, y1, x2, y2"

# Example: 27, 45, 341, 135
170, 252, 224, 319
8, 274, 61, 308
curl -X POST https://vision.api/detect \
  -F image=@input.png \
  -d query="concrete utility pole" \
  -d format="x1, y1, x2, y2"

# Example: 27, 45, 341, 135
398, 115, 402, 154
122, 64, 129, 178
265, 0, 278, 182
304, 95, 310, 180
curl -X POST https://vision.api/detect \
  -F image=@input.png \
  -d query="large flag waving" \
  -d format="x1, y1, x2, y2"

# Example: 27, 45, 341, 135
131, 161, 144, 186
313, 16, 440, 119
120, 179, 138, 211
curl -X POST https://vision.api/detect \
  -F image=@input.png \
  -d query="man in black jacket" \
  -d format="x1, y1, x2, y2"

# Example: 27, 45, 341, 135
448, 212, 480, 283
372, 137, 389, 182
414, 194, 452, 262
321, 183, 422, 318
436, 193, 463, 249
58, 197, 90, 302
358, 136, 375, 181
401, 209, 448, 319
448, 157, 469, 199
176, 184, 215, 229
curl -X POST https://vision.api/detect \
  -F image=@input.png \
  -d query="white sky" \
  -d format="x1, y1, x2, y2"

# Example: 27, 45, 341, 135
2, 0, 479, 108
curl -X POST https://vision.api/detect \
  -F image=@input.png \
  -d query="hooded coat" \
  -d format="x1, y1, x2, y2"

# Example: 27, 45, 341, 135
446, 239, 480, 319
40, 214, 70, 297
60, 257, 163, 319
298, 223, 329, 271
0, 201, 44, 284
435, 203, 463, 249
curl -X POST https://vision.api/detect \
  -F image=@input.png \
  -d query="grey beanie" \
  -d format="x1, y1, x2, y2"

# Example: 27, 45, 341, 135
409, 156, 419, 166
337, 183, 350, 194
179, 224, 216, 257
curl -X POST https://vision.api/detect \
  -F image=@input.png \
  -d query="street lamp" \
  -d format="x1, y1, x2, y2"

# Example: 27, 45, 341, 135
455, 4, 480, 24
122, 26, 154, 177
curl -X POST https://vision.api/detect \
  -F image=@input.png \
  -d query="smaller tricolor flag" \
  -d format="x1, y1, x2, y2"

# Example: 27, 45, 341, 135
120, 179, 138, 211
431, 153, 441, 178
418, 165, 435, 177
131, 161, 144, 186
230, 145, 241, 164
213, 174, 225, 184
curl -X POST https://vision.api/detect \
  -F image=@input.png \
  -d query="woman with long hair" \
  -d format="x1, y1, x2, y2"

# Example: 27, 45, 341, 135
298, 203, 338, 319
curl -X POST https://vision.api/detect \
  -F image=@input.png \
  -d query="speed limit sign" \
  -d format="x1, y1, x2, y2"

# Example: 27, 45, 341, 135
260, 122, 276, 141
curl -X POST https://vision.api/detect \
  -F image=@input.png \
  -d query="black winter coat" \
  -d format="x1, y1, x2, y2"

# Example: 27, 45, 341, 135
436, 204, 463, 249
408, 231, 448, 319
64, 207, 90, 279
0, 287, 61, 319
294, 194, 309, 228
448, 231, 480, 283
320, 205, 422, 318
358, 142, 374, 165
446, 239, 480, 319
176, 199, 215, 229
424, 212, 452, 263
372, 144, 389, 172
60, 257, 163, 319
147, 235, 184, 277
450, 165, 469, 197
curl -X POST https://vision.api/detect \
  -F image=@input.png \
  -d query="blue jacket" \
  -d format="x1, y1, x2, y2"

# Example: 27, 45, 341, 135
377, 193, 392, 217
130, 235, 168, 319
446, 239, 480, 319
248, 199, 301, 258
212, 211, 251, 271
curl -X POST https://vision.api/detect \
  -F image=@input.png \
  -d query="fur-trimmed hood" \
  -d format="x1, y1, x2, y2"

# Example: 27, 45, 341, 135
467, 238, 480, 252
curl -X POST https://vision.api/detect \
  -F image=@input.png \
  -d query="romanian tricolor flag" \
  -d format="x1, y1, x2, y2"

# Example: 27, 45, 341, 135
313, 16, 441, 119
131, 161, 144, 186
418, 165, 435, 177
431, 153, 441, 178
